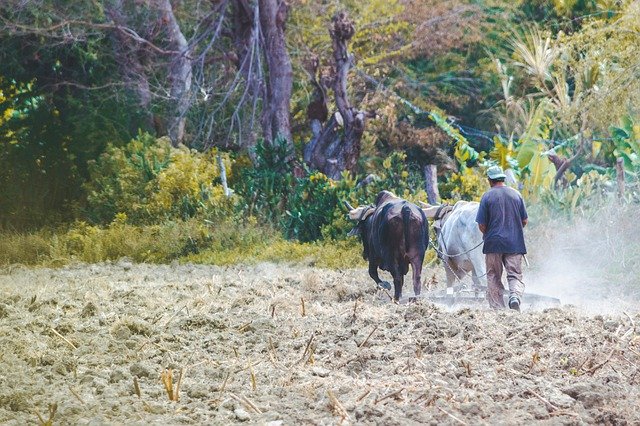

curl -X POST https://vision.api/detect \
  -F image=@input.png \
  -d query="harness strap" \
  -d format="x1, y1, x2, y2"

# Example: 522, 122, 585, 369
358, 205, 374, 221
434, 205, 447, 221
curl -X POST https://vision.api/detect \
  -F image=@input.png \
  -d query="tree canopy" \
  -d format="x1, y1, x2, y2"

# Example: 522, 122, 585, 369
1, 0, 639, 230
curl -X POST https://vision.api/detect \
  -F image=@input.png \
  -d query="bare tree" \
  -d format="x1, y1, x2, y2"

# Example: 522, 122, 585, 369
105, 0, 158, 132
157, 0, 193, 146
259, 0, 293, 147
1, 0, 292, 153
229, 0, 293, 152
304, 12, 368, 179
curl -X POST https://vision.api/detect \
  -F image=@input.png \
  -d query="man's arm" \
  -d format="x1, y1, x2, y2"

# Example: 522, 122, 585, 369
519, 197, 528, 228
476, 195, 488, 235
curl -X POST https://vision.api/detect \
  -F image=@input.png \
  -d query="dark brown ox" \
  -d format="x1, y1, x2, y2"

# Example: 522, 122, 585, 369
347, 191, 429, 301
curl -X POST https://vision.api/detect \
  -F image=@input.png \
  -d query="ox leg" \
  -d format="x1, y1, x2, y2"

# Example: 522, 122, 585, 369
410, 257, 423, 298
444, 260, 459, 289
392, 267, 404, 301
369, 262, 391, 290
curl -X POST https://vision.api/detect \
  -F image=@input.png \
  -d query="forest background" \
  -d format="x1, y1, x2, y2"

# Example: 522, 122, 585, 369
1, 0, 639, 268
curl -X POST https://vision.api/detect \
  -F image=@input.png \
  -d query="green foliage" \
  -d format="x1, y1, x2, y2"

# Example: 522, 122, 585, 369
439, 168, 489, 202
84, 133, 170, 223
234, 137, 294, 225
236, 143, 428, 243
84, 133, 235, 225
285, 171, 338, 242
429, 110, 482, 166
3, 0, 639, 263
489, 136, 518, 171
608, 116, 640, 176
0, 79, 84, 229
537, 170, 613, 218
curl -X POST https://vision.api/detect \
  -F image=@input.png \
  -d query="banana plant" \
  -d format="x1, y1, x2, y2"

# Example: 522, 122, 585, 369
429, 110, 482, 167
609, 115, 640, 177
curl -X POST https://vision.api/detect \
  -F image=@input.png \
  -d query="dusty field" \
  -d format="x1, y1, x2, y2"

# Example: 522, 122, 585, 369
1, 261, 639, 425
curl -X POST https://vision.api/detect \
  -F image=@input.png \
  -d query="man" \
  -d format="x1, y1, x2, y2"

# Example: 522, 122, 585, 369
475, 165, 528, 311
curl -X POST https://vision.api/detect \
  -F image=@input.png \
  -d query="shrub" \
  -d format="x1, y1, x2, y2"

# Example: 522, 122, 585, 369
233, 137, 294, 225
285, 171, 338, 242
439, 167, 488, 202
84, 133, 235, 225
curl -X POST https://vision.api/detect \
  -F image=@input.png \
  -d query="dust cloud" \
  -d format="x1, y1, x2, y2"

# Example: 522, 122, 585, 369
525, 204, 640, 314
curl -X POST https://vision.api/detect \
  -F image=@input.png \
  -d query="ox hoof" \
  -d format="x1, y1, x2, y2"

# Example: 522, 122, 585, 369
378, 281, 392, 291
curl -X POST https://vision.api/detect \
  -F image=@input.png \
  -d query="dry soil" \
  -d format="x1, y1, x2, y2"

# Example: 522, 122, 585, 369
0, 261, 639, 425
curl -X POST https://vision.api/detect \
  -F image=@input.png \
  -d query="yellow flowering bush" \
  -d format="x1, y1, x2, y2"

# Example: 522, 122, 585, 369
440, 167, 488, 202
84, 133, 235, 224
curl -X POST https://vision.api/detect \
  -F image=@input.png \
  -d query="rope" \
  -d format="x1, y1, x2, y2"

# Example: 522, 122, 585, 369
428, 240, 488, 289
429, 239, 483, 259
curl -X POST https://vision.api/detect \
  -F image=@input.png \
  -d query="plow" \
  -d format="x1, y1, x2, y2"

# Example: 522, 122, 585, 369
413, 286, 561, 309
393, 283, 561, 309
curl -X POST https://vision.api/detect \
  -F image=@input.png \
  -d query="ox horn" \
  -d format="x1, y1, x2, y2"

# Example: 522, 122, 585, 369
343, 200, 355, 211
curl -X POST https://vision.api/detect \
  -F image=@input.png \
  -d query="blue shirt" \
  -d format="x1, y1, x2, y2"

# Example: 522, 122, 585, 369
475, 186, 528, 254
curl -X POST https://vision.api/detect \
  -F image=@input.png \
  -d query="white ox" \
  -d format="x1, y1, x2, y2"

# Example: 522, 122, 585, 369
422, 201, 486, 291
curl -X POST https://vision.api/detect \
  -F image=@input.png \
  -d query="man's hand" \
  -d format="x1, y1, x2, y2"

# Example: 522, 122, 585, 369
522, 218, 528, 227
478, 223, 487, 234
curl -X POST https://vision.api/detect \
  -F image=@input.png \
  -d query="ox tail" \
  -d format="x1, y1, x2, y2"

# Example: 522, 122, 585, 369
402, 204, 412, 253
419, 207, 429, 252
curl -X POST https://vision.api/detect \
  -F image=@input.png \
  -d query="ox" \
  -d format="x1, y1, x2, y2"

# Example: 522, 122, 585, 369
347, 191, 429, 301
422, 201, 486, 291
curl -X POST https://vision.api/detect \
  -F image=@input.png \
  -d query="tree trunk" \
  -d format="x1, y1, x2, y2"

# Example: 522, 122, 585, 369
105, 0, 157, 132
258, 0, 293, 149
158, 0, 192, 146
423, 164, 440, 204
231, 0, 293, 154
305, 12, 367, 180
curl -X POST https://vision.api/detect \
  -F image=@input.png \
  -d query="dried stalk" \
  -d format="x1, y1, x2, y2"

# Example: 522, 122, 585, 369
582, 349, 616, 376
35, 403, 57, 426
623, 311, 636, 332
249, 364, 257, 390
526, 388, 558, 411
299, 332, 316, 364
358, 325, 378, 348
133, 377, 142, 398
350, 299, 358, 323
374, 388, 404, 405
161, 368, 182, 402
50, 327, 77, 350
229, 392, 263, 414
175, 368, 184, 402
356, 388, 371, 402
327, 390, 350, 421
68, 386, 85, 405
218, 371, 231, 393
437, 406, 467, 425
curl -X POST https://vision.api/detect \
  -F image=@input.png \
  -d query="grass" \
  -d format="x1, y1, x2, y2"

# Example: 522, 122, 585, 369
7, 197, 638, 279
184, 237, 364, 269
0, 218, 366, 270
